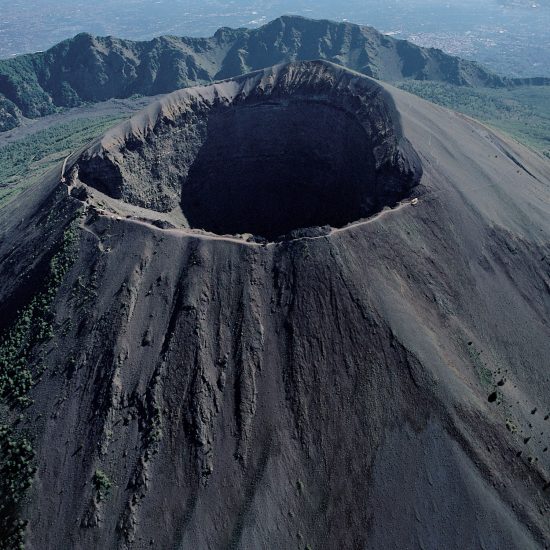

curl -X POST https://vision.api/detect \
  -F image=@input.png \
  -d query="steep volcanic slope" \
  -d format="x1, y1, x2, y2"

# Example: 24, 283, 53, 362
0, 15, 511, 131
0, 61, 549, 549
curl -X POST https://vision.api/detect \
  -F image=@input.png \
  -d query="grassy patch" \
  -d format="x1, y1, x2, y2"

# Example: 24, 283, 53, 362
395, 81, 550, 155
0, 116, 123, 208
92, 469, 112, 502
465, 343, 494, 389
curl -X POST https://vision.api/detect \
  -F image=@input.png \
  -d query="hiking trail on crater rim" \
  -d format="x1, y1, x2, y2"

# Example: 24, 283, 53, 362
0, 61, 549, 549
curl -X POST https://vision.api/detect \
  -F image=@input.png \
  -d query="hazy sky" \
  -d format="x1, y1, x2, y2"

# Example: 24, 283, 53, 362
0, 0, 548, 76
0, 1, 530, 39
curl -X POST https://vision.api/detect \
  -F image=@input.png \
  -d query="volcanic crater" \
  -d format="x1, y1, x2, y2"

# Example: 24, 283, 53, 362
74, 61, 423, 240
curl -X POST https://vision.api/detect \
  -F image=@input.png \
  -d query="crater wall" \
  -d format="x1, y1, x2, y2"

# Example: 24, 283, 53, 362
75, 61, 423, 239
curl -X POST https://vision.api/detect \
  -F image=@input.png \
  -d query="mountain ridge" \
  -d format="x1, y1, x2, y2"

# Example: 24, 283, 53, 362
3, 14, 546, 132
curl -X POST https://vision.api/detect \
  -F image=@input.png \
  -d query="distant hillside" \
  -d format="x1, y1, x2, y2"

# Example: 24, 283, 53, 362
0, 15, 517, 131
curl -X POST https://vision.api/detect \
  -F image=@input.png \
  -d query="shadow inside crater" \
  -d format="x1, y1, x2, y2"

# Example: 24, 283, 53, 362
182, 99, 419, 240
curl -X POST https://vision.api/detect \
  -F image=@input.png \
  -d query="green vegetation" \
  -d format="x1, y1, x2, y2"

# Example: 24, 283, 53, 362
465, 342, 494, 389
0, 214, 81, 546
0, 424, 35, 550
0, 115, 123, 208
0, 98, 20, 133
395, 81, 550, 156
0, 55, 53, 118
0, 216, 81, 405
92, 469, 112, 502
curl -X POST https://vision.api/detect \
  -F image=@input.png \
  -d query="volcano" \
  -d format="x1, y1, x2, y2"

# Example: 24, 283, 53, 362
0, 61, 549, 549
